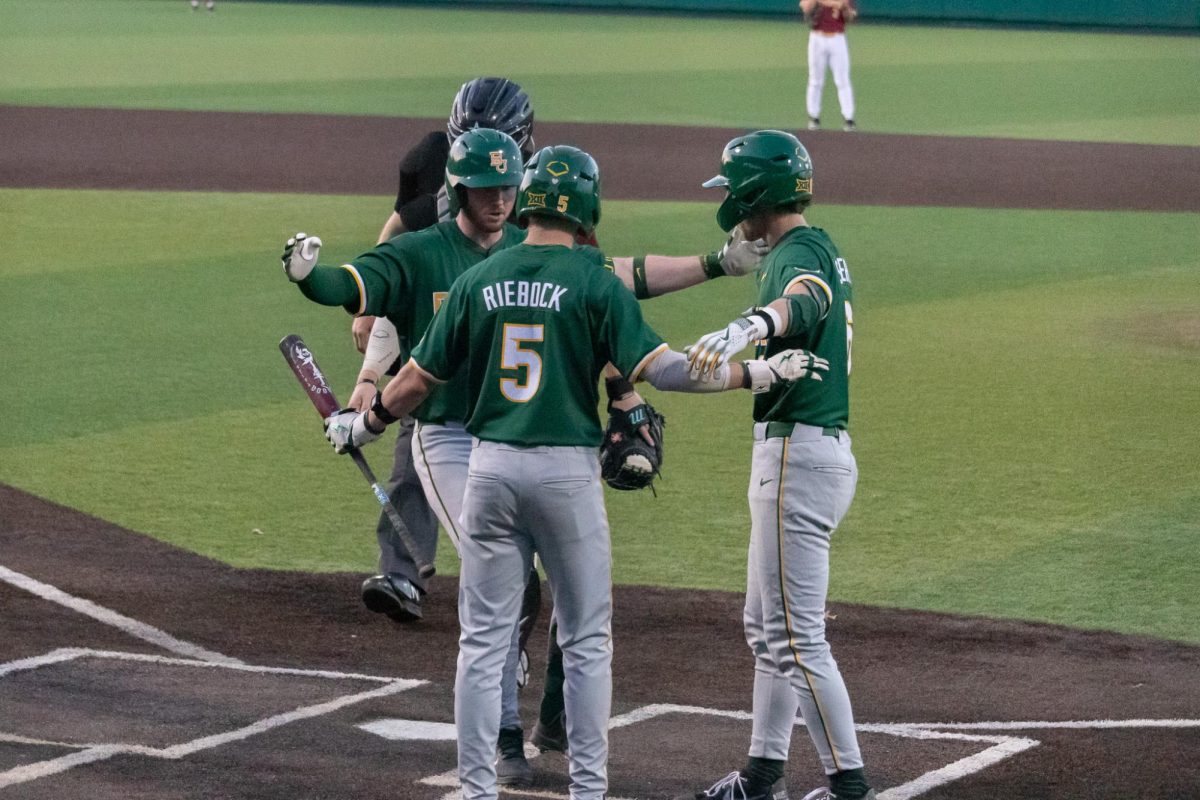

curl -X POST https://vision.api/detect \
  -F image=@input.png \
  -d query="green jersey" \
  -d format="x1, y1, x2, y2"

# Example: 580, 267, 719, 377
344, 220, 525, 424
753, 225, 853, 428
411, 243, 667, 447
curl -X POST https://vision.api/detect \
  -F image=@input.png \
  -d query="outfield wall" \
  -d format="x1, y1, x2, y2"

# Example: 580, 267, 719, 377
391, 0, 1200, 29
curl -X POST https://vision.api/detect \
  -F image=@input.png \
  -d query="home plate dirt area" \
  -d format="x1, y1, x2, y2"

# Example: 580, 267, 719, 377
2, 484, 1199, 799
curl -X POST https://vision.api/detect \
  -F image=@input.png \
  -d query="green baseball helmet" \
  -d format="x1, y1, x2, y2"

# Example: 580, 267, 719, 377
702, 130, 813, 232
445, 128, 524, 216
516, 145, 601, 235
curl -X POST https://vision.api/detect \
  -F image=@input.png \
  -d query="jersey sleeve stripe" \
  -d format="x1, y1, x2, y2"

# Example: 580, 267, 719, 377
784, 273, 833, 305
340, 264, 367, 316
628, 342, 670, 383
407, 357, 448, 385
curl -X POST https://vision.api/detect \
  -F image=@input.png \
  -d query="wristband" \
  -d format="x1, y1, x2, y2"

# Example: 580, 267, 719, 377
369, 391, 400, 425
362, 412, 387, 436
632, 256, 650, 299
357, 377, 377, 385
605, 375, 635, 404
701, 251, 725, 280
743, 309, 777, 339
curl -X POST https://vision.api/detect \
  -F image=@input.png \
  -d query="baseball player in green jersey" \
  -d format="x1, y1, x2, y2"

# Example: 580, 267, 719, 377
283, 131, 776, 788
683, 130, 874, 800
320, 144, 825, 800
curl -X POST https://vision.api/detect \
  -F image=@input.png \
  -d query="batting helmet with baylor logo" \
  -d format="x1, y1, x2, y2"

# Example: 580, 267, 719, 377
703, 129, 814, 232
516, 145, 601, 236
444, 128, 524, 216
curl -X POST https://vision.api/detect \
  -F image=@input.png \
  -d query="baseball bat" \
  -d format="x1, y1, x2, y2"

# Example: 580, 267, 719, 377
278, 334, 435, 579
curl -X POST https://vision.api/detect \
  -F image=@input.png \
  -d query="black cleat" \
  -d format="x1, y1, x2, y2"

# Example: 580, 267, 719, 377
360, 574, 422, 622
530, 709, 567, 753
495, 726, 533, 786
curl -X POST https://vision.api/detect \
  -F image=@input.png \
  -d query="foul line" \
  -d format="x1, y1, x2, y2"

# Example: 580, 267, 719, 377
0, 565, 241, 665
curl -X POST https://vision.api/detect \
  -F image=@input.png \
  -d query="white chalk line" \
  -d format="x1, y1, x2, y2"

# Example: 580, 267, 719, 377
417, 704, 1200, 800
0, 648, 427, 791
0, 565, 241, 665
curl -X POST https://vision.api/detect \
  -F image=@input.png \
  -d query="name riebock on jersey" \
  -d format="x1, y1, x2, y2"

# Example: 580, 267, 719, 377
342, 220, 525, 424
754, 225, 853, 429
411, 243, 667, 447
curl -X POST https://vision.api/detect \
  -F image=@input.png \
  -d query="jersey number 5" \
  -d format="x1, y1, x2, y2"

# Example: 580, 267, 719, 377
500, 323, 544, 403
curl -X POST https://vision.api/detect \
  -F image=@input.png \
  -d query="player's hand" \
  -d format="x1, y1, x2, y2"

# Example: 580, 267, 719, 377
281, 232, 321, 282
347, 381, 377, 413
610, 390, 655, 446
716, 227, 770, 276
352, 315, 376, 353
686, 314, 769, 378
323, 408, 382, 454
741, 349, 830, 394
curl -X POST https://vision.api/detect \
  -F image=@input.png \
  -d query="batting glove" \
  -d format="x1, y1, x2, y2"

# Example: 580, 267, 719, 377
686, 307, 780, 378
742, 349, 830, 393
282, 232, 322, 282
716, 227, 770, 277
323, 408, 383, 454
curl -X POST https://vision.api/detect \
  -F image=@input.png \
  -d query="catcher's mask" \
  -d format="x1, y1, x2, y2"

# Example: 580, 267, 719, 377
703, 130, 813, 232
516, 145, 601, 236
444, 128, 524, 216
447, 77, 535, 156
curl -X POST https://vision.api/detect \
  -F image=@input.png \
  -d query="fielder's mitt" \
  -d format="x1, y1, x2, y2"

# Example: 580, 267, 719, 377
599, 402, 665, 491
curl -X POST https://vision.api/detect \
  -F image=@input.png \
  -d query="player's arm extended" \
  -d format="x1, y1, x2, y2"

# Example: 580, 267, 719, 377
609, 228, 768, 299
325, 358, 439, 452
685, 278, 832, 376
636, 349, 826, 396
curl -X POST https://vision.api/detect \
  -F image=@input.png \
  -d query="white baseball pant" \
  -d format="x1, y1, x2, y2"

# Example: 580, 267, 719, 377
806, 32, 855, 122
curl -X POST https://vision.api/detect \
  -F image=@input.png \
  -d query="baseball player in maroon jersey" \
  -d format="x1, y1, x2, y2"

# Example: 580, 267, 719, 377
800, 0, 857, 131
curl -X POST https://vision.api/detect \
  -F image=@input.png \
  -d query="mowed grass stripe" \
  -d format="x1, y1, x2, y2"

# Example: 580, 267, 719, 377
1, 1, 1197, 145
3, 187, 1197, 641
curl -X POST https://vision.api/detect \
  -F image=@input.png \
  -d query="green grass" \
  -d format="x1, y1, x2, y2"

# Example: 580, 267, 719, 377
3, 187, 1198, 642
1, 0, 1197, 144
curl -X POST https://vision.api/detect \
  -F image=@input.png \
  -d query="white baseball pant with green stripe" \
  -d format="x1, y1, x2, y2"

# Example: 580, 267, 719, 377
411, 421, 524, 732
744, 421, 864, 775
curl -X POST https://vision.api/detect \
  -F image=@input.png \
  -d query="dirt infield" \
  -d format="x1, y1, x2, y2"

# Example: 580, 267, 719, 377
3, 485, 1199, 799
1, 105, 1198, 211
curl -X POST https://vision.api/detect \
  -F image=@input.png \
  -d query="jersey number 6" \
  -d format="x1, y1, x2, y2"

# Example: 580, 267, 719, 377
500, 323, 544, 402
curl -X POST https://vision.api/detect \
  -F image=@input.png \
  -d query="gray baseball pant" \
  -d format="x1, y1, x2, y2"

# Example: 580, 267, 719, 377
456, 441, 612, 800
376, 416, 439, 586
745, 422, 864, 775
412, 421, 522, 731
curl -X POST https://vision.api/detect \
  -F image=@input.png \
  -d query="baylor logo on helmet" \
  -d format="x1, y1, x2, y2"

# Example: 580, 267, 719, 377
525, 191, 547, 209
490, 151, 509, 173
545, 161, 570, 178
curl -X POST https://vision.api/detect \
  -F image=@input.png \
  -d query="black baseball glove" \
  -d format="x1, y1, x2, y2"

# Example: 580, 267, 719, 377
599, 402, 665, 491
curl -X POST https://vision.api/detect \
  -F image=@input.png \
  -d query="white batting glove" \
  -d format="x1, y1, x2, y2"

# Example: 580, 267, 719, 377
742, 349, 830, 394
716, 227, 770, 276
323, 408, 382, 454
281, 232, 322, 282
686, 310, 775, 377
